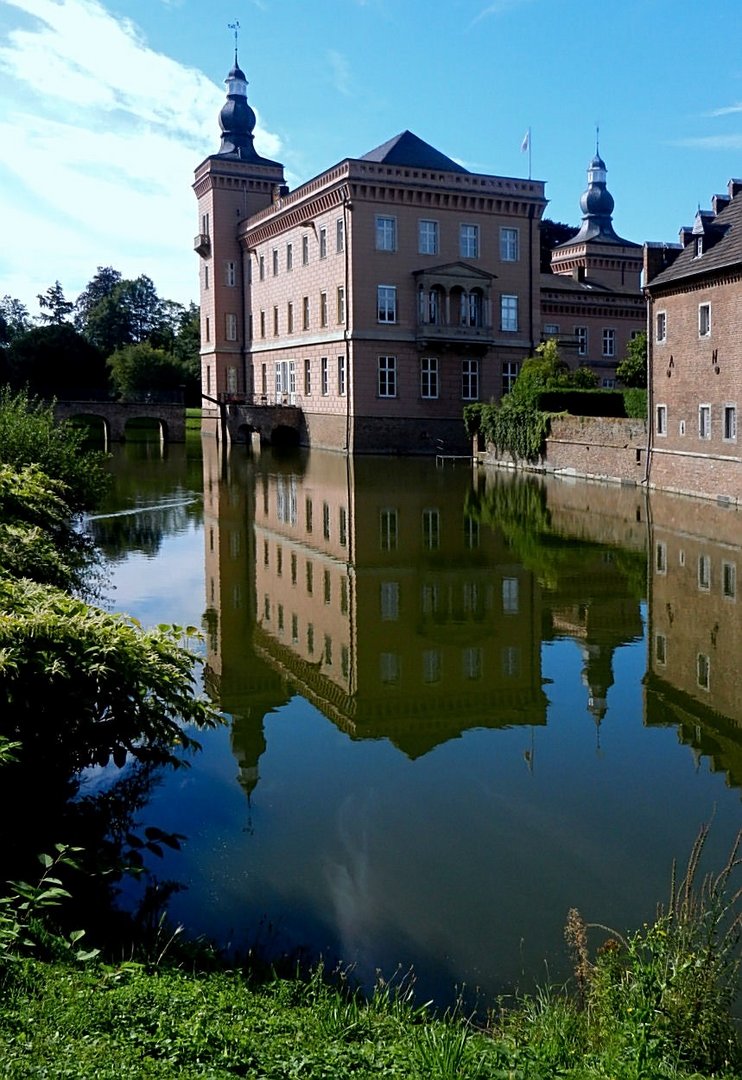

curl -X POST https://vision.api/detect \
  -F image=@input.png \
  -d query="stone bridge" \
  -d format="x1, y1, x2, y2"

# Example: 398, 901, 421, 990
54, 400, 186, 445
220, 401, 303, 446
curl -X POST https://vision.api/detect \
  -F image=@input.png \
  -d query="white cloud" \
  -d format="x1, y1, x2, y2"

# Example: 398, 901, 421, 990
674, 134, 742, 150
0, 0, 282, 310
327, 49, 352, 97
470, 0, 534, 26
706, 103, 742, 118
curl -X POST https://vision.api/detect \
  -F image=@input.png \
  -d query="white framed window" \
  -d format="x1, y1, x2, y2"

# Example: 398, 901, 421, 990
421, 356, 439, 399
338, 354, 346, 396
287, 301, 294, 333
699, 303, 711, 337
286, 242, 293, 270
225, 313, 238, 341
258, 254, 265, 281
602, 377, 616, 389
501, 295, 518, 332
656, 311, 667, 342
225, 260, 236, 287
699, 403, 711, 440
422, 508, 440, 550
543, 323, 559, 337
602, 328, 616, 357
259, 310, 265, 338
460, 223, 479, 258
655, 541, 667, 573
319, 226, 327, 259
289, 360, 296, 397
336, 217, 345, 253
418, 219, 439, 255
302, 296, 310, 330
500, 227, 519, 261
273, 306, 279, 336
378, 355, 397, 397
698, 554, 711, 590
656, 404, 667, 436
204, 264, 209, 290
575, 326, 588, 356
377, 285, 397, 323
321, 356, 329, 396
337, 286, 346, 324
272, 248, 279, 276
376, 215, 396, 251
320, 291, 328, 327
695, 236, 703, 258
502, 361, 519, 394
724, 404, 736, 441
304, 358, 311, 396
723, 561, 737, 599
697, 653, 710, 690
380, 508, 398, 551
302, 234, 309, 265
462, 358, 479, 400
380, 581, 400, 621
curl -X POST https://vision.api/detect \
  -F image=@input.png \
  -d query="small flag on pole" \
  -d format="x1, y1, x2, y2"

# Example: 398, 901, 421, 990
520, 129, 530, 153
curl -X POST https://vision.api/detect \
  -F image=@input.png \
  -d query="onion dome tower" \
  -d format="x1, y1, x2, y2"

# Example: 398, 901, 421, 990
570, 148, 631, 246
218, 52, 261, 160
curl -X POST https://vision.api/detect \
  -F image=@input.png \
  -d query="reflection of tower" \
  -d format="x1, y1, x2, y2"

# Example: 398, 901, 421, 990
193, 51, 285, 424
202, 438, 288, 801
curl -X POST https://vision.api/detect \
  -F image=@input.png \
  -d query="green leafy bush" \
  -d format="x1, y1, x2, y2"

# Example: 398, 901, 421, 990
623, 388, 648, 419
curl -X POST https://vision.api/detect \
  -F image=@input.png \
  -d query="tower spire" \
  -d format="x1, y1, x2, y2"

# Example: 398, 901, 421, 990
228, 19, 240, 65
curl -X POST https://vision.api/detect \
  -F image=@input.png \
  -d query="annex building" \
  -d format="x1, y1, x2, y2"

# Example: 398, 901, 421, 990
194, 55, 643, 454
645, 179, 742, 502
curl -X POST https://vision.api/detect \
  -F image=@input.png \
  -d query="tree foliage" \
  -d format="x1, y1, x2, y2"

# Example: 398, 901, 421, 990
5, 324, 107, 398
0, 389, 109, 512
616, 330, 647, 388
107, 342, 187, 398
0, 295, 32, 349
37, 281, 74, 325
540, 218, 579, 273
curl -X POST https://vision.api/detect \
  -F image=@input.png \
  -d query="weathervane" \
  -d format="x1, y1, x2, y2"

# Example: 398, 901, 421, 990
228, 19, 240, 59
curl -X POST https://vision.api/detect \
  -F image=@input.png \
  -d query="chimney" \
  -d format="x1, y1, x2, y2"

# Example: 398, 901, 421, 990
644, 242, 682, 285
727, 178, 742, 199
712, 193, 730, 215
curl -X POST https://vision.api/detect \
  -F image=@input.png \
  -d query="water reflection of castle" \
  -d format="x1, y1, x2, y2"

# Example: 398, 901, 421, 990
645, 493, 742, 792
202, 441, 667, 798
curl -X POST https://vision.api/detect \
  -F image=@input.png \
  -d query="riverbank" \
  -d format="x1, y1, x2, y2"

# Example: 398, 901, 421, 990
1, 947, 739, 1080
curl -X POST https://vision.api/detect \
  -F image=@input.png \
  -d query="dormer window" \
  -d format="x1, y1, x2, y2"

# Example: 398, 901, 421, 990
695, 236, 703, 258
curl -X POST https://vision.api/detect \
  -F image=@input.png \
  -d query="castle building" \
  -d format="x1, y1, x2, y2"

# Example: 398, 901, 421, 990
541, 153, 645, 386
644, 180, 742, 502
194, 54, 546, 454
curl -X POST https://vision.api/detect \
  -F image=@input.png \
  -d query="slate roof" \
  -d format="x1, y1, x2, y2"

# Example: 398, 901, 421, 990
360, 130, 469, 174
648, 191, 742, 289
540, 273, 642, 298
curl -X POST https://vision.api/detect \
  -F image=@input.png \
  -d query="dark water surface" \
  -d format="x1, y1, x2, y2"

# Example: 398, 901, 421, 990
87, 437, 742, 1006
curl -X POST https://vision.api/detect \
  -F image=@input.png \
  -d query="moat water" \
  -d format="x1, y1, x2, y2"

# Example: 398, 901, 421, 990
87, 435, 742, 1006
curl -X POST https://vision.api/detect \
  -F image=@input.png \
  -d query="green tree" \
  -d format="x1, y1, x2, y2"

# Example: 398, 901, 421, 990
6, 324, 108, 398
616, 330, 647, 388
540, 218, 579, 272
79, 275, 165, 355
0, 295, 32, 348
74, 266, 123, 340
107, 342, 185, 399
512, 339, 572, 404
37, 281, 74, 325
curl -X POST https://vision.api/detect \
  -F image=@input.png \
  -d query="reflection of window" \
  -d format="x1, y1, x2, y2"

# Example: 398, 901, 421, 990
307, 623, 314, 654
291, 613, 298, 643
464, 517, 479, 549
341, 645, 349, 679
339, 506, 347, 547
324, 635, 332, 665
421, 584, 439, 614
502, 577, 519, 614
380, 652, 399, 684
698, 554, 711, 590
263, 595, 270, 620
655, 541, 667, 574
422, 508, 440, 550
655, 633, 667, 665
380, 508, 398, 550
422, 649, 441, 684
697, 653, 710, 690
462, 647, 482, 680
323, 569, 331, 604
322, 501, 330, 540
723, 561, 737, 599
291, 553, 297, 585
277, 604, 284, 631
380, 581, 399, 620
463, 582, 478, 613
276, 546, 282, 576
305, 497, 313, 533
306, 561, 313, 594
340, 576, 348, 615
501, 646, 521, 677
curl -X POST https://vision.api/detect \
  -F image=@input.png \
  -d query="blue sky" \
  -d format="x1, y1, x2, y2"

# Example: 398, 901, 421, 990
2, 0, 742, 313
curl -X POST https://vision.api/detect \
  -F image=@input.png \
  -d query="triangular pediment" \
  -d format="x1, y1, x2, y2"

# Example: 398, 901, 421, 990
412, 261, 496, 281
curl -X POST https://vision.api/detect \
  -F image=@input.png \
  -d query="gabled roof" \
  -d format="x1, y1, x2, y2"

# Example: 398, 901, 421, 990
360, 130, 469, 174
649, 190, 742, 289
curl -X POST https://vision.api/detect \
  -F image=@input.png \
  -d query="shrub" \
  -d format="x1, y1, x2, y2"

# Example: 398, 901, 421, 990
623, 388, 648, 419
